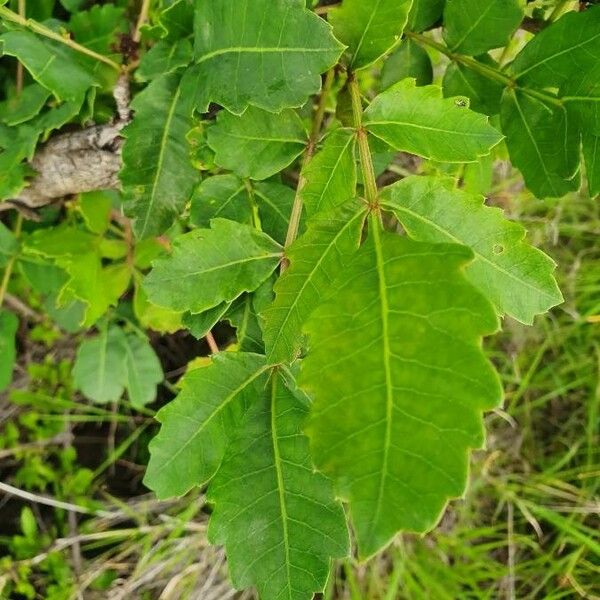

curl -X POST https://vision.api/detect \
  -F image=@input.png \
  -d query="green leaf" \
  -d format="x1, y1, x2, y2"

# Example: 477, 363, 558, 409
144, 352, 269, 498
120, 72, 199, 239
73, 325, 127, 403
1, 84, 51, 126
300, 226, 502, 558
442, 56, 503, 115
509, 7, 600, 88
144, 219, 282, 313
443, 0, 523, 56
364, 79, 502, 162
208, 371, 349, 600
79, 191, 113, 235
136, 38, 193, 81
407, 0, 445, 32
191, 176, 295, 245
500, 88, 580, 198
0, 309, 18, 392
187, 0, 344, 114
300, 128, 357, 218
155, 0, 194, 41
208, 107, 307, 181
24, 225, 131, 326
380, 39, 433, 90
122, 334, 163, 408
381, 176, 563, 323
68, 4, 126, 57
252, 181, 295, 245
182, 302, 232, 339
0, 30, 97, 103
0, 222, 18, 267
264, 201, 366, 364
329, 0, 412, 71
133, 276, 183, 334
0, 125, 40, 200
190, 174, 253, 228
226, 293, 266, 353
583, 133, 600, 197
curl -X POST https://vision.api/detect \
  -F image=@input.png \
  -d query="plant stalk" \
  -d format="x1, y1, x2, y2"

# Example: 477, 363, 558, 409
133, 0, 151, 43
283, 68, 335, 256
0, 6, 121, 71
406, 31, 564, 108
348, 74, 378, 207
15, 0, 25, 93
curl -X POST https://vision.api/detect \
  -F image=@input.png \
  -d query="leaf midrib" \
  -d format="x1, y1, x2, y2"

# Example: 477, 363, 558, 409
155, 253, 282, 283
365, 119, 496, 138
270, 376, 293, 600
369, 222, 394, 540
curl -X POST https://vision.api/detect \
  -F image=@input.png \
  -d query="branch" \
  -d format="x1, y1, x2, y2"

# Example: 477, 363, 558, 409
2, 75, 132, 213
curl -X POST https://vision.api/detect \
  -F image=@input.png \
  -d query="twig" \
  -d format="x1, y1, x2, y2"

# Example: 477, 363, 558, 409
282, 68, 335, 265
0, 480, 120, 519
3, 293, 41, 322
205, 331, 219, 354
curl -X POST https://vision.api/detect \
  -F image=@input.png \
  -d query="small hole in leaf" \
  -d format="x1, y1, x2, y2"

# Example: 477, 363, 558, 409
493, 244, 505, 255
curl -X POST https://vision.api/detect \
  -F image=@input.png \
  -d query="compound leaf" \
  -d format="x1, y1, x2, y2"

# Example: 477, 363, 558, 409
443, 0, 523, 56
144, 352, 269, 498
208, 107, 307, 180
300, 128, 357, 218
381, 176, 563, 323
208, 370, 349, 600
187, 0, 344, 114
364, 79, 502, 162
144, 219, 282, 314
300, 226, 502, 558
121, 72, 199, 239
330, 0, 412, 71
264, 201, 366, 364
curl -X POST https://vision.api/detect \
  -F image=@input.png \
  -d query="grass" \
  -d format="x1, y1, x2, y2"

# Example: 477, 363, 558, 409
1, 172, 599, 599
